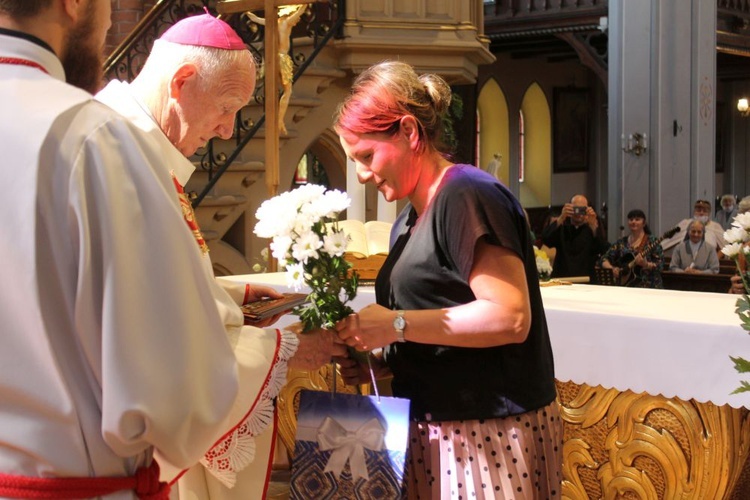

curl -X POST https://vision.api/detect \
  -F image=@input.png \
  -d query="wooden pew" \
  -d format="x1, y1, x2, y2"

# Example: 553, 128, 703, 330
661, 271, 733, 294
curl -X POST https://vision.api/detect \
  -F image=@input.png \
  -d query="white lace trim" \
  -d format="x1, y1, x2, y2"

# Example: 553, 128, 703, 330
199, 328, 299, 488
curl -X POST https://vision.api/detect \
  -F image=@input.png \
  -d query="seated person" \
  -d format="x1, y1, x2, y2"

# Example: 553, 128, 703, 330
599, 209, 664, 288
661, 199, 725, 255
541, 194, 608, 281
669, 220, 720, 274
739, 196, 750, 215
714, 194, 738, 231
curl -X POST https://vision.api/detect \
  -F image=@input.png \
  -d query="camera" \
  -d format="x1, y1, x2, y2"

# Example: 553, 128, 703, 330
572, 206, 587, 216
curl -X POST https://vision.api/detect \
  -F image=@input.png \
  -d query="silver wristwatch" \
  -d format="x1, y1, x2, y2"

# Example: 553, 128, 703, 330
393, 310, 406, 342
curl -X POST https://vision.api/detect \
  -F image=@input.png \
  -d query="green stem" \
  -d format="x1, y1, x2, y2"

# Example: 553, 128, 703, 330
735, 257, 750, 294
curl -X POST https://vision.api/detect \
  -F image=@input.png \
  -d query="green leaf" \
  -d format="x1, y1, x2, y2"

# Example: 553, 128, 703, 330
731, 355, 750, 373
731, 380, 750, 394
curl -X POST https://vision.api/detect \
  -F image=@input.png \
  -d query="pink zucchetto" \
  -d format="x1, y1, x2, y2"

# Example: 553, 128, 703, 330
158, 11, 246, 50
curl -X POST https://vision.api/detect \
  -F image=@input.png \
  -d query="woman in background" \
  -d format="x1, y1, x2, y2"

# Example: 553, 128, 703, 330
332, 60, 561, 499
600, 209, 664, 288
669, 219, 720, 274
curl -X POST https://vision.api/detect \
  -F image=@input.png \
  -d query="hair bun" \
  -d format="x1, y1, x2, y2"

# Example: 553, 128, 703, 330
419, 73, 451, 116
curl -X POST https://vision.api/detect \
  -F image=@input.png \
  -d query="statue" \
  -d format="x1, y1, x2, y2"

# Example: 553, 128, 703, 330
247, 4, 308, 135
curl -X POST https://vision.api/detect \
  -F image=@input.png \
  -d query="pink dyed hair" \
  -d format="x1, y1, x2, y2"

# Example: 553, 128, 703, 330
333, 60, 452, 155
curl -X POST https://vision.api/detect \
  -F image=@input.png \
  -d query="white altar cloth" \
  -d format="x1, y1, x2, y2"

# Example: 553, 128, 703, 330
226, 274, 750, 409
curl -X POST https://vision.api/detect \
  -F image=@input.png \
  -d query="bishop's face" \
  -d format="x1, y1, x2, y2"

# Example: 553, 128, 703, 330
169, 65, 255, 156
62, 0, 112, 94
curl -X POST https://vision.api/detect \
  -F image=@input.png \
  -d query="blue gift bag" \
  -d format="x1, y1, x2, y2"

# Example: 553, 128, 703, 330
290, 389, 410, 499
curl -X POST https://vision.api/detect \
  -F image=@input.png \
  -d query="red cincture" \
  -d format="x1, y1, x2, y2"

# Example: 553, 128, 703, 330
0, 460, 169, 499
0, 57, 48, 74
171, 172, 209, 255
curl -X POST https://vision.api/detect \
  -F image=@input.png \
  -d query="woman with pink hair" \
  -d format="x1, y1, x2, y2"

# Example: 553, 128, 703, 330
332, 60, 562, 499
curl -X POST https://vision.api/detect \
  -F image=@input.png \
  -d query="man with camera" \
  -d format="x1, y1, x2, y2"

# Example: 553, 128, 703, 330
542, 194, 609, 281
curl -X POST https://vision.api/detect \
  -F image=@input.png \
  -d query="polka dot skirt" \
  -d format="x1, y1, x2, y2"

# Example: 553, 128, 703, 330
406, 401, 562, 499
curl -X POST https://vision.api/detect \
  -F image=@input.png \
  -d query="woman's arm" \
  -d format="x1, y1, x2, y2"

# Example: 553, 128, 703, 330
336, 238, 532, 350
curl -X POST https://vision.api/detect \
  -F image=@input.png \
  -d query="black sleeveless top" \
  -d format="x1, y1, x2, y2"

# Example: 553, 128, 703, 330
376, 165, 556, 422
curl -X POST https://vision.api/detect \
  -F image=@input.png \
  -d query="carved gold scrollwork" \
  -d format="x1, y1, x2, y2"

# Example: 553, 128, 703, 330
557, 381, 750, 499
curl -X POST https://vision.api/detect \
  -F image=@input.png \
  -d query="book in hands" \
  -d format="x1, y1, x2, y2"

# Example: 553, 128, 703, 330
241, 293, 308, 322
331, 220, 393, 280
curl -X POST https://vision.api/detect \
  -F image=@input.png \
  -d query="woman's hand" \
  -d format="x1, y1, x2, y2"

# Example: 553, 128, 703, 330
633, 254, 648, 268
335, 304, 397, 351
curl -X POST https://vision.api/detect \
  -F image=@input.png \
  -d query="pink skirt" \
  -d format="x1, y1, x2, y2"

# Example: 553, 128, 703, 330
406, 402, 562, 499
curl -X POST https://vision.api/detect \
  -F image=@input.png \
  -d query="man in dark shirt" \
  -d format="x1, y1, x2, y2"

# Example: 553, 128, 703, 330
541, 194, 609, 281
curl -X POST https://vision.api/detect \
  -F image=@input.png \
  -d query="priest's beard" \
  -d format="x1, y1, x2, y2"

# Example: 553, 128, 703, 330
61, 1, 104, 94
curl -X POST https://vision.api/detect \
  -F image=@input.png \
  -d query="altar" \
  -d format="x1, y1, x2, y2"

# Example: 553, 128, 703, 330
225, 274, 750, 498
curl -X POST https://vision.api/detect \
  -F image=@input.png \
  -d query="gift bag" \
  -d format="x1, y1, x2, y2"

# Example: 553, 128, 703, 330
290, 389, 410, 499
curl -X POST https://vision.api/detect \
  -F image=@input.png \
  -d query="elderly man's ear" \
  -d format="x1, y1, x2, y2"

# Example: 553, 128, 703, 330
170, 64, 199, 99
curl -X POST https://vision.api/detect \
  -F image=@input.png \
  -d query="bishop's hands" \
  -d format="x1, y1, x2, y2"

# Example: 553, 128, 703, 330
286, 322, 349, 371
332, 351, 391, 387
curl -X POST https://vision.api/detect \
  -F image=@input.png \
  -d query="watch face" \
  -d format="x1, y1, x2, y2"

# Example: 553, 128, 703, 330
394, 315, 406, 330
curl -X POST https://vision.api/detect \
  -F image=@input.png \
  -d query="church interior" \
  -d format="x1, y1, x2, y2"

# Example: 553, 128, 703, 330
99, 0, 750, 498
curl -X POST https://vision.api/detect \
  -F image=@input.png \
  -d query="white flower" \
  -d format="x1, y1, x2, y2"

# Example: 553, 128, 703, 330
285, 262, 305, 291
254, 195, 298, 238
536, 256, 552, 275
253, 184, 357, 332
292, 231, 323, 264
292, 183, 327, 208
270, 235, 293, 261
724, 227, 750, 245
292, 212, 315, 236
733, 212, 750, 231
322, 230, 349, 257
722, 242, 744, 259
320, 189, 351, 217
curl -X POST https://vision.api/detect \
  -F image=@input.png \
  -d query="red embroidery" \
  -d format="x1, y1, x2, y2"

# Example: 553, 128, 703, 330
0, 57, 48, 74
171, 173, 209, 255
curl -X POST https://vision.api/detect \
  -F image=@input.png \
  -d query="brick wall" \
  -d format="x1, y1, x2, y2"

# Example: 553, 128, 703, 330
105, 0, 157, 56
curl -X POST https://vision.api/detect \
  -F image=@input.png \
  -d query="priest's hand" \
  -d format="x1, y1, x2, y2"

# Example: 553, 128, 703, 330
332, 352, 391, 387
243, 285, 285, 327
286, 324, 348, 370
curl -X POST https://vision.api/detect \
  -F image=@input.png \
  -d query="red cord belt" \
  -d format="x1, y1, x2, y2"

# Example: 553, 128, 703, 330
0, 460, 170, 499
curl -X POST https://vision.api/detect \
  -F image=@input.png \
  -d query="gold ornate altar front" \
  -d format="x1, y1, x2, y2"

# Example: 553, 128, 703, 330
556, 381, 750, 499
272, 374, 750, 499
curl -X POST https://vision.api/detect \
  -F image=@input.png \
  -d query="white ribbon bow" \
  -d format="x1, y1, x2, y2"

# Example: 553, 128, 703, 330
316, 416, 386, 481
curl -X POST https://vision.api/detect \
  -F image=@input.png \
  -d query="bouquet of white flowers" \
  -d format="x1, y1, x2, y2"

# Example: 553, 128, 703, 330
534, 246, 552, 281
254, 184, 358, 332
721, 212, 750, 394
